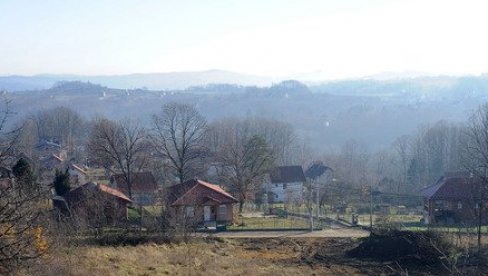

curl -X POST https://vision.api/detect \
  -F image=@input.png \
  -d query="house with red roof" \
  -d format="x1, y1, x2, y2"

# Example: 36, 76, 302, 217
53, 182, 132, 226
166, 179, 237, 227
422, 172, 486, 225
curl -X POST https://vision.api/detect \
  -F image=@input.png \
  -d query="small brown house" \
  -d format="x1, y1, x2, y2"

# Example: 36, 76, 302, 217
166, 179, 237, 227
422, 172, 487, 225
54, 182, 132, 226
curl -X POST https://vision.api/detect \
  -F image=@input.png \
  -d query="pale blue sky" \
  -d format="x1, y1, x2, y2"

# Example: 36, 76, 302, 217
1, 0, 487, 79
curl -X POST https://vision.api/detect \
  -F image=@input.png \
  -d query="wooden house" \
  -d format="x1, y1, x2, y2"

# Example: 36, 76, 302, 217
422, 172, 487, 225
53, 182, 132, 226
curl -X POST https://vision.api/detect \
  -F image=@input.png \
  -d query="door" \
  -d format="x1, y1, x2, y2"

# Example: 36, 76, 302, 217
204, 206, 211, 222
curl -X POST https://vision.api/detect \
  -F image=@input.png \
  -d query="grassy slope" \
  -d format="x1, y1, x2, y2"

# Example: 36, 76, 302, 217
26, 238, 410, 275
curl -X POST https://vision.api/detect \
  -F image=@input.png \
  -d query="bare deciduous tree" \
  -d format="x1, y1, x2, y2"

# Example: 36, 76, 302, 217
87, 118, 148, 198
392, 135, 410, 194
464, 103, 488, 252
0, 99, 48, 274
0, 178, 46, 274
210, 119, 274, 213
32, 106, 86, 158
151, 103, 207, 184
243, 117, 297, 165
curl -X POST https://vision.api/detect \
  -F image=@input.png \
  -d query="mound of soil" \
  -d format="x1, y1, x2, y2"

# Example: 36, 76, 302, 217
346, 230, 448, 264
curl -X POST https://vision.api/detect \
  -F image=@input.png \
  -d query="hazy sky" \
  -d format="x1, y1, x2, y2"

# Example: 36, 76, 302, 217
1, 0, 488, 79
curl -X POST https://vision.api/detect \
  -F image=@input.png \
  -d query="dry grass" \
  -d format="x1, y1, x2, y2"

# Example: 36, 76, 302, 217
229, 216, 309, 229
24, 235, 488, 275
24, 238, 370, 276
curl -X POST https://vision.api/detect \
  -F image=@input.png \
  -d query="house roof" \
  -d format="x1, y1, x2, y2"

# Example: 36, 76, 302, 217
41, 153, 63, 163
270, 166, 306, 183
97, 183, 131, 202
67, 182, 132, 203
422, 172, 482, 200
167, 179, 237, 206
199, 180, 236, 199
70, 163, 87, 175
111, 172, 158, 194
305, 161, 332, 179
36, 139, 61, 149
42, 153, 64, 163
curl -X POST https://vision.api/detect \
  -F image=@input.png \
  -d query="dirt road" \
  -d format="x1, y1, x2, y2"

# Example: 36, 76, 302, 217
212, 228, 369, 238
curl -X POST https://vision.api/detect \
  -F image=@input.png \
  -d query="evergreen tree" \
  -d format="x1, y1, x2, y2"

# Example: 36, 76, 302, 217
12, 158, 35, 193
406, 158, 422, 189
53, 169, 70, 196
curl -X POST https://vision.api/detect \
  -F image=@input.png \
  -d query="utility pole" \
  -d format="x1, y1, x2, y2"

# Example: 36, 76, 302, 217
264, 178, 269, 214
315, 179, 320, 219
308, 180, 314, 232
478, 167, 487, 253
369, 185, 373, 236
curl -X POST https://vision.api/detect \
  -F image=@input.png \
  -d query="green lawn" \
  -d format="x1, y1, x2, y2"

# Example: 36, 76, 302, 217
128, 207, 140, 220
228, 216, 310, 230
142, 206, 163, 216
356, 214, 423, 225
402, 224, 488, 233
128, 206, 163, 221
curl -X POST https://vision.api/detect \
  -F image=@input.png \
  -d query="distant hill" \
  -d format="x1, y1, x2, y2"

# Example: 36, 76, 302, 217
310, 75, 488, 100
0, 70, 276, 91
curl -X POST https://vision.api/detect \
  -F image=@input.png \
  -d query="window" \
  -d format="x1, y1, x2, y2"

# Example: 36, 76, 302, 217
218, 205, 227, 215
185, 206, 195, 217
457, 202, 462, 209
434, 200, 444, 209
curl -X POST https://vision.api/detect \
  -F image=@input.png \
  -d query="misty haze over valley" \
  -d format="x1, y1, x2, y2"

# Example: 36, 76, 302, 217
2, 72, 486, 151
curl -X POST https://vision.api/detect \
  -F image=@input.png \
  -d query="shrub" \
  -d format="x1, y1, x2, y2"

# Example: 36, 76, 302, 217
347, 230, 452, 265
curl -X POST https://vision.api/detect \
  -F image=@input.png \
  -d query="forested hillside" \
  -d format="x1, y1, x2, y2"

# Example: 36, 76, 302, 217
5, 77, 485, 151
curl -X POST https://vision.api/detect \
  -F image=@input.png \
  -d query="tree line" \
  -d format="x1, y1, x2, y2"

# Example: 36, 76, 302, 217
12, 102, 488, 203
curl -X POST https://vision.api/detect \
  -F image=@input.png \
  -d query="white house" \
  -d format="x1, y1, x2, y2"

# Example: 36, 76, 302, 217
269, 166, 306, 203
